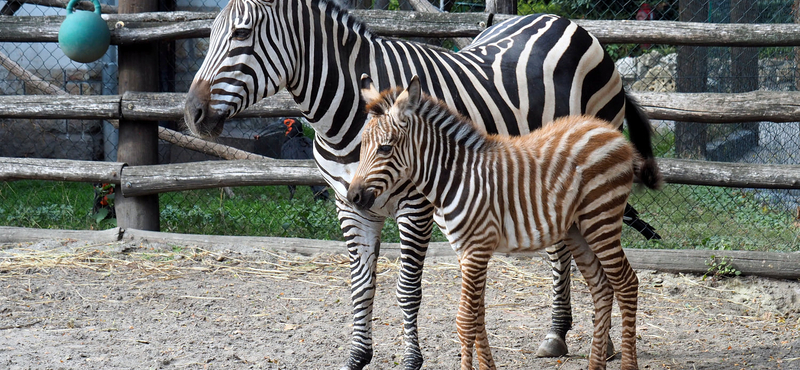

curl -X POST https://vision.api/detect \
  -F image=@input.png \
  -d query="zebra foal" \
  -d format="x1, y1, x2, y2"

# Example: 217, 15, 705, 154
349, 75, 661, 370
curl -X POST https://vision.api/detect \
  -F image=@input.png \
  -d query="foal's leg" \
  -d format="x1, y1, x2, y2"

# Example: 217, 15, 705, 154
576, 216, 640, 370
456, 249, 496, 370
565, 226, 615, 370
394, 193, 436, 369
473, 287, 495, 370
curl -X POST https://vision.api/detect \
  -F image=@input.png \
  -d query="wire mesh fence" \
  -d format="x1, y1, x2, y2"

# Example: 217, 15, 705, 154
1, 0, 799, 251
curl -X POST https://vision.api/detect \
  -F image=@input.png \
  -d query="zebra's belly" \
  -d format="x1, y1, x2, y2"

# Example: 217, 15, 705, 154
495, 214, 568, 254
494, 231, 564, 254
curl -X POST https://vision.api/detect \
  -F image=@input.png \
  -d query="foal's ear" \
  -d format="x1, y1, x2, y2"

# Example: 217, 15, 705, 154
360, 74, 381, 104
392, 75, 421, 125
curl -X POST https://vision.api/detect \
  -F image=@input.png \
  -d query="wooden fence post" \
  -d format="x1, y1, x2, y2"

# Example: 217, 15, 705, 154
116, 0, 160, 231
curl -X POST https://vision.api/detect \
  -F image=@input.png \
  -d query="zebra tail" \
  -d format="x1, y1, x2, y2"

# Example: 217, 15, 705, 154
624, 91, 655, 161
625, 91, 663, 190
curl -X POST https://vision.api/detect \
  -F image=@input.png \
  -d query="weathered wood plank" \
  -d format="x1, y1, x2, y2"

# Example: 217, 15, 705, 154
120, 159, 327, 197
4, 11, 800, 46
350, 9, 490, 37
3, 226, 796, 279
622, 248, 800, 280
3, 155, 798, 193
6, 91, 800, 122
0, 95, 120, 119
633, 91, 800, 123
121, 91, 302, 120
0, 226, 123, 244
658, 158, 800, 189
0, 157, 124, 183
2, 0, 118, 13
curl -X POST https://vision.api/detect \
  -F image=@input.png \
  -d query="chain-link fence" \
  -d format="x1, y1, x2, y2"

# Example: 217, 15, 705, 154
1, 0, 798, 251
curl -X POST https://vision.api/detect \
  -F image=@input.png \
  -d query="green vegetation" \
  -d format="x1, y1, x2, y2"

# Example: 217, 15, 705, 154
2, 176, 797, 251
702, 255, 742, 281
623, 184, 799, 252
1, 127, 796, 252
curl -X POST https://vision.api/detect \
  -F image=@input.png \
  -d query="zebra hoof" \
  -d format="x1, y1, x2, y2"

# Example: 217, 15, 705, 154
339, 348, 372, 370
535, 333, 569, 358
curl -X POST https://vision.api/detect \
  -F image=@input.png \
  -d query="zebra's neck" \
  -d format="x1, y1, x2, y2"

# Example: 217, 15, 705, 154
283, 0, 456, 153
408, 99, 491, 209
281, 0, 374, 141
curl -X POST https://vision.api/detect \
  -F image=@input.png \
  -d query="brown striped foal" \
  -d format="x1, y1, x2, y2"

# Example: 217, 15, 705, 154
348, 76, 661, 370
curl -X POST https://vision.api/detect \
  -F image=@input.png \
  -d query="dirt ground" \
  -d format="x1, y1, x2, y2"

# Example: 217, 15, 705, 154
1, 238, 798, 370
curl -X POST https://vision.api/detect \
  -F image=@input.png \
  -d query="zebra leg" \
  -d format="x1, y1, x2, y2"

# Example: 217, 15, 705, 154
336, 198, 387, 370
456, 251, 495, 370
473, 287, 496, 370
565, 226, 615, 370
580, 227, 640, 370
394, 199, 435, 370
535, 241, 572, 358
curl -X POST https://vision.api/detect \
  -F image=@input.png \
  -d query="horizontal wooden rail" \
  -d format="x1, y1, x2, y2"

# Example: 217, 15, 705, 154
637, 91, 800, 123
3, 91, 800, 123
0, 157, 124, 183
120, 159, 327, 196
659, 158, 800, 189
1, 225, 799, 278
3, 157, 800, 196
3, 11, 800, 46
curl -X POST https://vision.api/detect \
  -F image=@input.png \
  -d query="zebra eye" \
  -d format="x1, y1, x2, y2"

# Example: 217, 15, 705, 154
231, 28, 252, 41
377, 145, 392, 154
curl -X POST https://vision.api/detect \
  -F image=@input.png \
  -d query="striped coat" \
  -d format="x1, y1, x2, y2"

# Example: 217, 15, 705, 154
184, 0, 660, 367
350, 76, 661, 370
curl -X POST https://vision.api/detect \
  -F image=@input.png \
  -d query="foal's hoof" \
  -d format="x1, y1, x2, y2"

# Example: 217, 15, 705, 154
535, 333, 568, 358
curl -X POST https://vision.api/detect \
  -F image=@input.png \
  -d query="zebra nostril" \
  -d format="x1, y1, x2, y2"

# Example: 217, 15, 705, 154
194, 109, 204, 125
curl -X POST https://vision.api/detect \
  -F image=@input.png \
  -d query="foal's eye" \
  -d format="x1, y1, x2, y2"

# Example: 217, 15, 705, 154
377, 145, 392, 154
231, 28, 252, 41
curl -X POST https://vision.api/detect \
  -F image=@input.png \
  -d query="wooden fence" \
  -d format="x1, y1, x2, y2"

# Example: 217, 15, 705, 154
2, 10, 800, 276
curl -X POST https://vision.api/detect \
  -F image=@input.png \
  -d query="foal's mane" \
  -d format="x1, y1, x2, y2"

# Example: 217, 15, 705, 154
364, 87, 490, 149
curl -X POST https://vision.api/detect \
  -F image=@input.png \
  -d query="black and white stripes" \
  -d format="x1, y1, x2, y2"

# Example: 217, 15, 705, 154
183, 1, 659, 368
350, 76, 660, 369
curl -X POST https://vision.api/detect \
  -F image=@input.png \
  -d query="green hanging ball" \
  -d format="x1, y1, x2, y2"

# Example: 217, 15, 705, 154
58, 0, 111, 63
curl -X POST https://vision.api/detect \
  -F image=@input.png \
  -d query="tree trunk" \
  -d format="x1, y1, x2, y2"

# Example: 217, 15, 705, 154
485, 0, 516, 15
676, 0, 708, 159
794, 0, 800, 91
730, 0, 759, 150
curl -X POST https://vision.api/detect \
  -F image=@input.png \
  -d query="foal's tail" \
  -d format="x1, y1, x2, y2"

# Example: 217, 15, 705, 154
625, 92, 663, 190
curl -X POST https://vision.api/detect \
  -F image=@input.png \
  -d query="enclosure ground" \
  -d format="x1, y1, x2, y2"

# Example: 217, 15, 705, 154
1, 239, 798, 370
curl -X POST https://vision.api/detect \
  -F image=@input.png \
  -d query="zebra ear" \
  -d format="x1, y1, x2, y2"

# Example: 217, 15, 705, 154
393, 75, 421, 124
404, 75, 421, 106
360, 74, 381, 104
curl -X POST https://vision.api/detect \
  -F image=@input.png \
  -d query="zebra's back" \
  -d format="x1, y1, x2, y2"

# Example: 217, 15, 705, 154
458, 116, 635, 254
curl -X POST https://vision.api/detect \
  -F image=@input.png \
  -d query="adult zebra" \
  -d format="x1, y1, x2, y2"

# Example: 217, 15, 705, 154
183, 0, 659, 368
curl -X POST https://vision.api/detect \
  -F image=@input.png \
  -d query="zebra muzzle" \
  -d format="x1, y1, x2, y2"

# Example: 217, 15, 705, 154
347, 184, 377, 210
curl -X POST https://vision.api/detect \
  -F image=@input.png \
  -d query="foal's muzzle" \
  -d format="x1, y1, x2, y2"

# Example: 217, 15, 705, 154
347, 183, 376, 210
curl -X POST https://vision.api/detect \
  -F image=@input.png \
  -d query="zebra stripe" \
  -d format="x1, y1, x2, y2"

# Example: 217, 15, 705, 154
350, 77, 660, 369
183, 1, 660, 368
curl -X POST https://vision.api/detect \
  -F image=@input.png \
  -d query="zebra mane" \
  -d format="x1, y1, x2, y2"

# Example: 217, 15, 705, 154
364, 86, 403, 116
311, 0, 375, 38
365, 86, 488, 149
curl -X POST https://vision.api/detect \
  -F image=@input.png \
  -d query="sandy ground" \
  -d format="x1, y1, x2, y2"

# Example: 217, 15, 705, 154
1, 238, 799, 370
